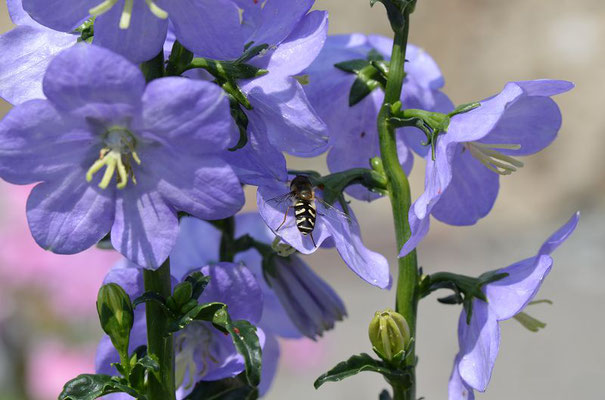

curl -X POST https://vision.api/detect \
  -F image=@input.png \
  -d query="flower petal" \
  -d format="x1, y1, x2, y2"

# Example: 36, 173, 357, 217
8, 0, 36, 26
486, 212, 579, 320
448, 355, 475, 400
259, 333, 280, 396
170, 217, 221, 281
244, 77, 329, 157
254, 10, 328, 77
0, 26, 74, 105
110, 172, 178, 269
158, 0, 244, 60
457, 301, 500, 392
94, 0, 168, 63
22, 0, 96, 31
199, 262, 263, 324
102, 263, 145, 298
321, 204, 391, 289
26, 169, 115, 254
513, 79, 574, 97
140, 77, 236, 153
0, 100, 93, 184
43, 44, 145, 116
245, 0, 314, 47
430, 147, 499, 226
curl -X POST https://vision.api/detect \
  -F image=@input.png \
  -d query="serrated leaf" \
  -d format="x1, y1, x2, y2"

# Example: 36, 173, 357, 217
184, 374, 258, 400
314, 353, 407, 389
59, 374, 139, 400
167, 302, 226, 334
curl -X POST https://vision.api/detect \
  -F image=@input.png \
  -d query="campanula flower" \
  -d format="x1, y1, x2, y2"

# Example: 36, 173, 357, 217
0, 44, 244, 269
257, 177, 391, 289
303, 34, 453, 200
0, 0, 76, 105
401, 80, 574, 257
20, 0, 248, 63
171, 213, 347, 341
448, 212, 579, 399
95, 262, 267, 398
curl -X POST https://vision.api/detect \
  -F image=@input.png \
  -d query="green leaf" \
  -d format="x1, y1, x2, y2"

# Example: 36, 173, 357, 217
334, 59, 370, 74
129, 354, 160, 390
314, 353, 408, 389
184, 373, 258, 400
167, 302, 226, 334
185, 271, 211, 299
59, 374, 139, 400
166, 40, 194, 76
132, 292, 174, 317
212, 309, 263, 387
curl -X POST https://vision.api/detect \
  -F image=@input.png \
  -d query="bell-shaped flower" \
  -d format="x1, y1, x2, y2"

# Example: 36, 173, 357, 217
303, 34, 453, 200
0, 0, 76, 105
401, 80, 574, 257
257, 176, 391, 289
0, 44, 244, 269
95, 262, 267, 398
20, 0, 250, 63
170, 213, 347, 341
448, 212, 579, 399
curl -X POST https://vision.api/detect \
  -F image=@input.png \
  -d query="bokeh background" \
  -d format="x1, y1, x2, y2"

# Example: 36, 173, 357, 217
0, 0, 603, 399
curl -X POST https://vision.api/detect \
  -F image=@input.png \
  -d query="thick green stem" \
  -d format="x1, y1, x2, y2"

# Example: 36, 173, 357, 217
377, 7, 418, 400
143, 260, 176, 400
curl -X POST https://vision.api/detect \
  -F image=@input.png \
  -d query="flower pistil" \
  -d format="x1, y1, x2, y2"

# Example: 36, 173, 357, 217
86, 127, 141, 189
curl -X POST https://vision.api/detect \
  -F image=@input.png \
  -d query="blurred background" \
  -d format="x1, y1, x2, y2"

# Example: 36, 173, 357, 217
0, 0, 603, 399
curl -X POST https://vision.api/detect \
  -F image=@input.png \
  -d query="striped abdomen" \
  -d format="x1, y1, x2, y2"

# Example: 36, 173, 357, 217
294, 199, 316, 235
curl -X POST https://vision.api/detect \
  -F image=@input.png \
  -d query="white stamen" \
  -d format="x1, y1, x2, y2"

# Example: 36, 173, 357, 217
119, 0, 134, 29
145, 0, 169, 19
86, 128, 140, 189
89, 0, 169, 30
465, 142, 524, 176
89, 0, 118, 17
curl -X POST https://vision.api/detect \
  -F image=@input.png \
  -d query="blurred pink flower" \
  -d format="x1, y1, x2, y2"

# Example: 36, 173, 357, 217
0, 182, 119, 317
27, 341, 95, 400
281, 338, 327, 370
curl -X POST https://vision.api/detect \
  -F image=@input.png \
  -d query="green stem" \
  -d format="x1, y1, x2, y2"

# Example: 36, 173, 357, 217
377, 7, 418, 400
143, 260, 176, 400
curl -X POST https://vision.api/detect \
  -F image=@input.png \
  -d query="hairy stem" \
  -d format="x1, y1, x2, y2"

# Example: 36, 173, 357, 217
143, 261, 176, 400
377, 7, 418, 400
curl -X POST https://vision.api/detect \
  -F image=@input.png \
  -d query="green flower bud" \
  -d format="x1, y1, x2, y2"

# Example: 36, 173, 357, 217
368, 309, 411, 362
173, 281, 193, 307
96, 283, 134, 357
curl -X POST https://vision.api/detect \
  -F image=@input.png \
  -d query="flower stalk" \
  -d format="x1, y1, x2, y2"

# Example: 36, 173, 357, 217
143, 260, 177, 400
376, 3, 418, 399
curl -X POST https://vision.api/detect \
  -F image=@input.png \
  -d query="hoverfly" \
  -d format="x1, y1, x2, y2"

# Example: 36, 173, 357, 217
267, 175, 352, 247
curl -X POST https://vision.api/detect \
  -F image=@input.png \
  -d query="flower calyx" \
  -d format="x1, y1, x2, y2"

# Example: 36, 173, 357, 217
335, 49, 391, 107
420, 270, 509, 324
369, 0, 417, 31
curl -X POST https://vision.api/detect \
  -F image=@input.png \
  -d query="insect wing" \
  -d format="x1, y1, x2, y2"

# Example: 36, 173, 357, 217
266, 191, 295, 207
315, 197, 355, 226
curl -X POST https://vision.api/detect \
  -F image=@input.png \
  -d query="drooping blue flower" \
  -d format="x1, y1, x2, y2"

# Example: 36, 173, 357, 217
20, 0, 249, 63
303, 34, 453, 200
400, 80, 574, 257
448, 212, 579, 400
170, 213, 347, 341
0, 0, 76, 105
256, 176, 391, 289
95, 262, 267, 399
172, 0, 330, 157
0, 44, 244, 269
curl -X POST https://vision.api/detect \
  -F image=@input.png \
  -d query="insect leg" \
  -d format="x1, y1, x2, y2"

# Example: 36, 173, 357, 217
276, 205, 291, 231
309, 231, 317, 248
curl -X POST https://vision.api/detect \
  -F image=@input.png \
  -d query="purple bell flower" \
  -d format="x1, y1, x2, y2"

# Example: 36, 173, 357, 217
401, 80, 574, 257
448, 212, 579, 399
95, 262, 267, 399
303, 34, 453, 200
0, 44, 244, 269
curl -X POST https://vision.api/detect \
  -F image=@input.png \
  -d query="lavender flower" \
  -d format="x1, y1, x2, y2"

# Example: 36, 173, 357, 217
20, 0, 248, 63
95, 262, 267, 398
303, 34, 453, 200
0, 44, 244, 268
257, 178, 391, 289
448, 212, 579, 400
0, 0, 76, 105
171, 213, 347, 341
400, 80, 574, 257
